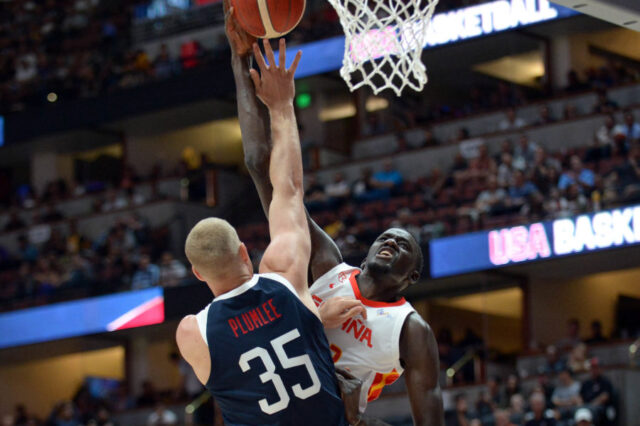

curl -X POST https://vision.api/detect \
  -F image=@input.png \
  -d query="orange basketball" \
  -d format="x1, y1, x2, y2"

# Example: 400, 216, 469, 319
230, 0, 306, 39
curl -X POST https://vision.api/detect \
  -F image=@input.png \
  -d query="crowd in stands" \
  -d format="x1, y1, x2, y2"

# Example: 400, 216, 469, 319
238, 98, 640, 261
1, 352, 206, 426
0, 0, 217, 114
0, 165, 191, 311
3, 0, 639, 117
442, 318, 618, 426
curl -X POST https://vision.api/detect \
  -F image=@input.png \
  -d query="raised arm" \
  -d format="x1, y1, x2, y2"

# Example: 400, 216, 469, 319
400, 314, 444, 426
225, 10, 342, 281
250, 40, 313, 303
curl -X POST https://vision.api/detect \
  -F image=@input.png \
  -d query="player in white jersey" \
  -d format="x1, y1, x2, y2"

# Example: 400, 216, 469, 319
226, 9, 443, 426
310, 262, 416, 412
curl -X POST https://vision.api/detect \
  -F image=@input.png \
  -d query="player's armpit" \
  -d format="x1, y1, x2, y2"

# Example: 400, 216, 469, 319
399, 314, 444, 426
176, 315, 211, 386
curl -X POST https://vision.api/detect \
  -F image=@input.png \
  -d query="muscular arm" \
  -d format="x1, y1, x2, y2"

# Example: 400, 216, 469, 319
231, 43, 342, 281
252, 40, 310, 298
400, 314, 444, 426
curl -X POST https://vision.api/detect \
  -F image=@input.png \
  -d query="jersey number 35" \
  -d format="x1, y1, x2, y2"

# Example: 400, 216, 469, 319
239, 328, 322, 414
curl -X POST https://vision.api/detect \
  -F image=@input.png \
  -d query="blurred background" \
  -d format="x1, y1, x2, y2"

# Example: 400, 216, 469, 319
0, 0, 639, 425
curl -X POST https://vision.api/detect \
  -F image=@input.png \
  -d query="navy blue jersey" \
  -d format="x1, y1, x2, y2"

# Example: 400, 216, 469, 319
195, 273, 348, 426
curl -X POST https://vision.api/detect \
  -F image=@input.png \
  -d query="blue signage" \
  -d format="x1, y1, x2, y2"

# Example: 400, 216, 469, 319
286, 0, 577, 79
429, 205, 640, 278
0, 288, 164, 349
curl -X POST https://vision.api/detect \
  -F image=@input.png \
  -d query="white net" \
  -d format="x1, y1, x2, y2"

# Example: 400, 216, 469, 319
328, 0, 439, 96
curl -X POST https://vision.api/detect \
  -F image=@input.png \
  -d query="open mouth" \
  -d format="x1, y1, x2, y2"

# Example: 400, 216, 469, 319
376, 247, 396, 259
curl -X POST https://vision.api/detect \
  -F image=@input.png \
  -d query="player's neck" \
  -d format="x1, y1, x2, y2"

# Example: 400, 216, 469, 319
208, 269, 254, 297
356, 270, 403, 303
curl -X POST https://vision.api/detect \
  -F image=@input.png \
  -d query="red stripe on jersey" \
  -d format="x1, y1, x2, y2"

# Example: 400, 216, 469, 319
348, 270, 407, 308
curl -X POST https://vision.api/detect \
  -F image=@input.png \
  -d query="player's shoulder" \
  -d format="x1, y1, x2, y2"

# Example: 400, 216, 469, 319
316, 262, 359, 282
400, 313, 435, 347
176, 315, 200, 344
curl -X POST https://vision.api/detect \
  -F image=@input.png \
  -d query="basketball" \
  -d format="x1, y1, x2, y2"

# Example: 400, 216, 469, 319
230, 0, 306, 39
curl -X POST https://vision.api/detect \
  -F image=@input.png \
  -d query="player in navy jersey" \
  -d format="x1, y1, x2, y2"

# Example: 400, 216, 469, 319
176, 39, 360, 426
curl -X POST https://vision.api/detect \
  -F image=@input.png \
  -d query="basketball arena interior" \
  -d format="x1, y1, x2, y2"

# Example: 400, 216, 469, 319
1, 0, 640, 425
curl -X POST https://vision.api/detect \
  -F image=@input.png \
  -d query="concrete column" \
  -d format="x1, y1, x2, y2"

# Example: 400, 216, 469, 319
126, 335, 150, 397
30, 152, 59, 195
548, 35, 572, 91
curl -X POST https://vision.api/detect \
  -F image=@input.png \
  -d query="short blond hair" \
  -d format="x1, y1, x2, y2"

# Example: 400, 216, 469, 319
185, 218, 241, 278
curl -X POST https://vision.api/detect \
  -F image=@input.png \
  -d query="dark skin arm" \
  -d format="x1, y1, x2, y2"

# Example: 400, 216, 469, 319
399, 314, 444, 426
227, 12, 342, 281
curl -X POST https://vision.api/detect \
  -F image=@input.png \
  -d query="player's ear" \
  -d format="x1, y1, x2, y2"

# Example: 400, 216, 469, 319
408, 270, 420, 285
192, 266, 206, 282
238, 243, 253, 271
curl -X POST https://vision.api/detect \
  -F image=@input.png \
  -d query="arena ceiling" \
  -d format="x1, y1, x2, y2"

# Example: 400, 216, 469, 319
551, 0, 640, 32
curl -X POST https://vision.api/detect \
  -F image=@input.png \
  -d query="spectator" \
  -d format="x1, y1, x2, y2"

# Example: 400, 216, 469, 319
476, 175, 508, 216
445, 394, 472, 426
556, 318, 582, 349
49, 401, 81, 426
530, 147, 561, 194
4, 210, 26, 232
324, 172, 351, 201
525, 392, 556, 426
558, 156, 595, 194
613, 109, 640, 144
607, 146, 640, 202
564, 184, 589, 215
513, 134, 538, 169
504, 373, 521, 403
372, 160, 403, 190
497, 153, 515, 187
153, 44, 175, 79
508, 171, 538, 207
535, 105, 556, 126
87, 407, 116, 426
487, 376, 507, 408
551, 368, 582, 418
568, 342, 589, 373
131, 255, 160, 290
574, 408, 594, 426
304, 174, 327, 209
595, 114, 617, 146
566, 69, 588, 92
592, 89, 618, 114
102, 189, 128, 212
17, 235, 38, 263
498, 107, 527, 131
147, 402, 177, 426
580, 358, 614, 424
509, 394, 526, 425
159, 252, 187, 287
585, 320, 608, 345
494, 409, 515, 426
421, 128, 439, 147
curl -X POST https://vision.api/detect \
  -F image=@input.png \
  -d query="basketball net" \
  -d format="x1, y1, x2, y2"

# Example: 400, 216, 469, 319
328, 0, 439, 96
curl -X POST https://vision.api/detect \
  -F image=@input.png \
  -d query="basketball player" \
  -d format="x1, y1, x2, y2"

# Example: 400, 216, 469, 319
176, 39, 352, 426
225, 9, 444, 426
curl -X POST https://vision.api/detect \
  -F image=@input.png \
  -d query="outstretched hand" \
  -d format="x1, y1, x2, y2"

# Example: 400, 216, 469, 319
223, 0, 255, 57
250, 39, 302, 110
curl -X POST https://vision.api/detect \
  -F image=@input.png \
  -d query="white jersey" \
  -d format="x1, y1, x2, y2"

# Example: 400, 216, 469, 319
309, 263, 416, 412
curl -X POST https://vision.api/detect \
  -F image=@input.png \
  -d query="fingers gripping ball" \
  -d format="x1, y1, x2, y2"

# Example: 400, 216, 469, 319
230, 0, 305, 39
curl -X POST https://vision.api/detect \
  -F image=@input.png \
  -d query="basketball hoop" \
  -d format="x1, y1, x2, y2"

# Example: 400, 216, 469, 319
328, 0, 439, 96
